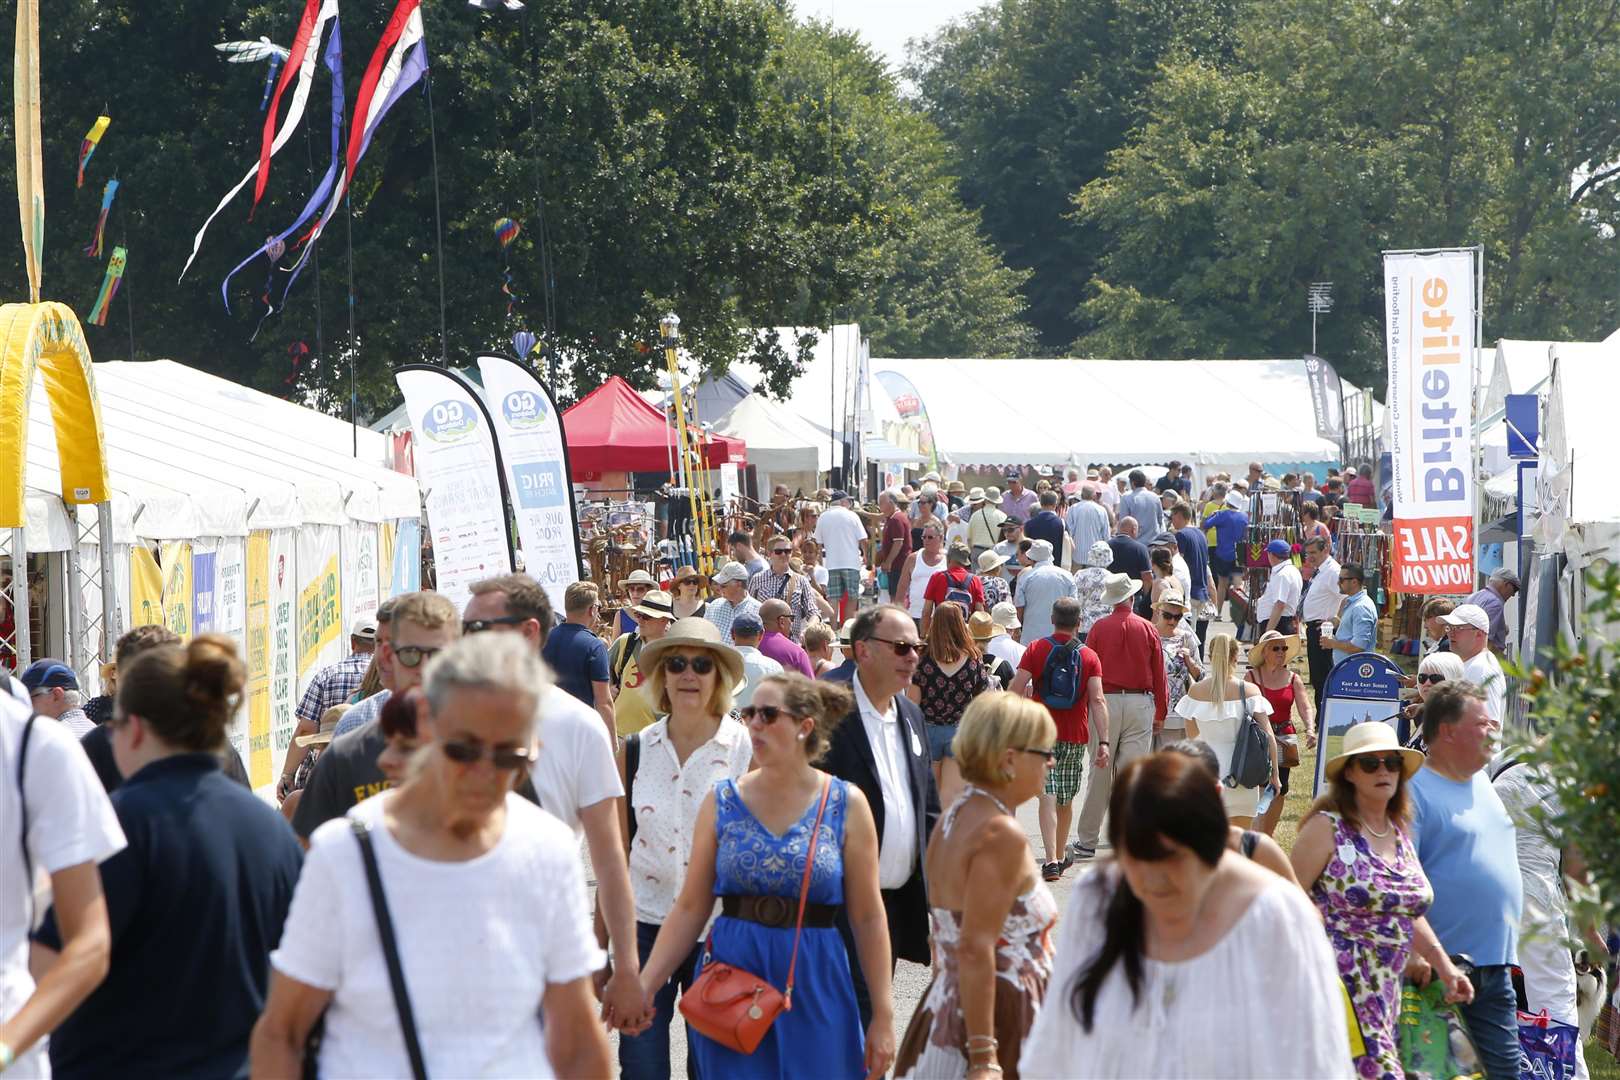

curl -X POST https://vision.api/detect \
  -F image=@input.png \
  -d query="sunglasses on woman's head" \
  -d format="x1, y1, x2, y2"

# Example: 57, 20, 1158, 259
663, 654, 716, 676
1417, 672, 1446, 685
391, 644, 442, 668
1354, 754, 1404, 774
440, 738, 532, 771
738, 704, 790, 724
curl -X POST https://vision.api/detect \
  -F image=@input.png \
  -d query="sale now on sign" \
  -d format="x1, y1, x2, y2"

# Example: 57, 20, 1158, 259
1383, 250, 1476, 594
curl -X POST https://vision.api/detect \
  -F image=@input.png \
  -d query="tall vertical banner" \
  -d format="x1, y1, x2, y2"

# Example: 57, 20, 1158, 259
1303, 354, 1346, 445
475, 355, 582, 612
395, 366, 513, 613
297, 525, 344, 684
1384, 250, 1476, 594
343, 523, 380, 629
246, 531, 273, 789
268, 530, 299, 778
160, 542, 193, 640
390, 518, 421, 594
130, 546, 163, 628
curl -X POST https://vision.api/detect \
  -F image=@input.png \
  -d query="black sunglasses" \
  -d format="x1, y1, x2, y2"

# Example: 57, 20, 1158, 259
1417, 672, 1446, 685
870, 637, 923, 657
1354, 753, 1405, 774
770, 548, 792, 556
392, 644, 442, 669
1019, 746, 1057, 762
441, 738, 532, 771
738, 704, 792, 724
664, 654, 716, 676
462, 615, 528, 635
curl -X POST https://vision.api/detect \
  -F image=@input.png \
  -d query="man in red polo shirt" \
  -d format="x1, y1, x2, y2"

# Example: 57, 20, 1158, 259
1011, 597, 1106, 882
1070, 572, 1165, 861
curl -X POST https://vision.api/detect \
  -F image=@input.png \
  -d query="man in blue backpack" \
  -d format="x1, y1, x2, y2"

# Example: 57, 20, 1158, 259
1010, 596, 1106, 882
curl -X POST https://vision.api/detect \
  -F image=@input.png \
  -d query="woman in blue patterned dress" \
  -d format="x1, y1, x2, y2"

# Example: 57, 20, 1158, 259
1291, 722, 1473, 1080
638, 674, 894, 1079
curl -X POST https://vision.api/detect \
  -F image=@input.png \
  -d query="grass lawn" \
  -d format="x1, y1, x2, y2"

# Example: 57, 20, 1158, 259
1272, 745, 1620, 1079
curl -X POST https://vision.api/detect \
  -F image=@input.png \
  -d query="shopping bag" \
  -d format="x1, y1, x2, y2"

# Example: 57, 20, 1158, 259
1399, 979, 1485, 1080
1516, 1009, 1579, 1080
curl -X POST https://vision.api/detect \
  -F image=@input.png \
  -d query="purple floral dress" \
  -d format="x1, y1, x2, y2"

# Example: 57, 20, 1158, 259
1309, 812, 1433, 1080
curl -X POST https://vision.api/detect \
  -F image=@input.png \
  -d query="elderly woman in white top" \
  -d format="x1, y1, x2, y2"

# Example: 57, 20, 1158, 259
1020, 752, 1350, 1078
1173, 634, 1279, 827
615, 618, 755, 1079
252, 633, 610, 1079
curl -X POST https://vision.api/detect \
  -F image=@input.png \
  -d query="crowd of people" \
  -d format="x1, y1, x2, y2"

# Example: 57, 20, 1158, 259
0, 463, 1608, 1080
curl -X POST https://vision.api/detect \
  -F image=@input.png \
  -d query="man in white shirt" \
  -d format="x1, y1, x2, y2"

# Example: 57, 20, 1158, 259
460, 573, 642, 1027
1442, 603, 1508, 728
1299, 535, 1343, 710
1257, 538, 1303, 635
1065, 486, 1111, 570
985, 603, 1026, 669
820, 604, 938, 1027
814, 490, 870, 623
729, 614, 784, 708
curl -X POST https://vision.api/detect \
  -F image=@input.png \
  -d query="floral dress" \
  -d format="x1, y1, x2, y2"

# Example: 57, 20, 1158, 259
1073, 567, 1112, 633
1309, 812, 1433, 1080
896, 787, 1056, 1079
912, 654, 990, 728
1157, 628, 1197, 729
981, 574, 1011, 609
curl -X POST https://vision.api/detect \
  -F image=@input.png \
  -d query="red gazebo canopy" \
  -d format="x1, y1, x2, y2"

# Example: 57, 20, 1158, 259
562, 376, 745, 475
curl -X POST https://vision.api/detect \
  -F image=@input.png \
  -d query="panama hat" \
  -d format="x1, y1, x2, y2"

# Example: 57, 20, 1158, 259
967, 487, 987, 504
621, 569, 659, 589
1155, 589, 1189, 613
636, 617, 745, 690
672, 565, 708, 587
1099, 572, 1142, 608
977, 548, 1009, 574
1324, 721, 1424, 781
631, 590, 676, 620
1251, 628, 1302, 666
295, 705, 349, 748
968, 611, 999, 641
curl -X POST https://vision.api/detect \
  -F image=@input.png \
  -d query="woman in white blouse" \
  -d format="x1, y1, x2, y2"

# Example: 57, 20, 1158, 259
614, 617, 755, 1079
251, 634, 610, 1079
1020, 752, 1351, 1079
1173, 634, 1279, 826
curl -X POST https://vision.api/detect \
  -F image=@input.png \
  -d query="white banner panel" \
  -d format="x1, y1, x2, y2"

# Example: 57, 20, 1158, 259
1384, 250, 1476, 593
297, 524, 345, 689
343, 522, 380, 630
268, 529, 299, 780
395, 366, 512, 614
475, 355, 580, 612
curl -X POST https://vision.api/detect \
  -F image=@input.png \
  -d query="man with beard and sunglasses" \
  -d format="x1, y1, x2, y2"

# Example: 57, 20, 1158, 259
292, 591, 460, 842
819, 604, 940, 1026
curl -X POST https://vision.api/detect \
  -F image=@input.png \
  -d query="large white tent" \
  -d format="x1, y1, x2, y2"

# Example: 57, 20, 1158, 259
711, 393, 833, 494
867, 357, 1357, 470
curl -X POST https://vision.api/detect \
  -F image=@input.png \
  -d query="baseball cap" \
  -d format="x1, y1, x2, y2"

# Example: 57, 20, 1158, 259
711, 563, 751, 586
1439, 604, 1490, 633
21, 659, 79, 695
1265, 539, 1292, 559
829, 490, 850, 503
731, 613, 765, 638
350, 617, 378, 641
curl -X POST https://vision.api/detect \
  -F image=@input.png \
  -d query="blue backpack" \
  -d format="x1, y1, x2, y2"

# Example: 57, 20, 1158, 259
1039, 636, 1082, 710
941, 570, 977, 614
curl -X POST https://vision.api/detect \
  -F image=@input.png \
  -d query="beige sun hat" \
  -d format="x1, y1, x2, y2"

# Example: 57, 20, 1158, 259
968, 611, 999, 641
621, 569, 659, 588
1099, 572, 1142, 608
1324, 721, 1424, 781
977, 548, 1009, 574
636, 617, 745, 689
296, 704, 350, 748
1251, 628, 1302, 666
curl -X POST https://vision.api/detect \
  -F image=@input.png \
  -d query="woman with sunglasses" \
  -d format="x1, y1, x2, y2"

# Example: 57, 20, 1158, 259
1246, 629, 1316, 838
1290, 723, 1471, 1080
896, 692, 1058, 1080
615, 618, 755, 1079
1150, 591, 1202, 751
639, 673, 894, 1079
254, 634, 612, 1078
1401, 652, 1464, 752
670, 566, 710, 621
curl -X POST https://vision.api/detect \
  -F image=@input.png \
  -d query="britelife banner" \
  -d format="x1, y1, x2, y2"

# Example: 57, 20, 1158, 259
395, 365, 511, 613
1384, 250, 1476, 594
476, 355, 581, 612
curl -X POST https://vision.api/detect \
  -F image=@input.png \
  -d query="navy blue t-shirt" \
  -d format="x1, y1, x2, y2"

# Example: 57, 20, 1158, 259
1175, 526, 1212, 601
542, 621, 611, 705
1023, 510, 1067, 556
1107, 534, 1152, 580
37, 753, 303, 1079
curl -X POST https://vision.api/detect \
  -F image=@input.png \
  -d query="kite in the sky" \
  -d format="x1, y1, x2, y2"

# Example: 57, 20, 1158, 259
215, 36, 292, 111
84, 179, 119, 258
77, 115, 110, 188
89, 247, 128, 326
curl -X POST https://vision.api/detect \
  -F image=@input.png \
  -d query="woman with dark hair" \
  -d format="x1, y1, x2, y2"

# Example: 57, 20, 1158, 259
638, 673, 894, 1079
1020, 753, 1348, 1077
1159, 738, 1299, 886
35, 635, 303, 1079
1291, 723, 1470, 1080
907, 602, 990, 808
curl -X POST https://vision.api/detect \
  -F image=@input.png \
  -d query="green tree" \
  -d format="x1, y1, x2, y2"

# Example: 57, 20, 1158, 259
0, 0, 890, 413
776, 21, 1035, 358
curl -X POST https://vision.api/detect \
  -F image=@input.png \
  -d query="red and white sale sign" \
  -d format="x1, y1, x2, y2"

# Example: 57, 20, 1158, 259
1383, 250, 1476, 594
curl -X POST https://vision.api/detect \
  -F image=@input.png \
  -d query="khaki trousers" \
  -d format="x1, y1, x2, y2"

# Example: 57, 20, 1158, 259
1074, 691, 1156, 851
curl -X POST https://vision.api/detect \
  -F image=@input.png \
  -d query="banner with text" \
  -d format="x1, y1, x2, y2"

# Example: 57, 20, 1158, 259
1303, 354, 1345, 446
160, 542, 193, 640
343, 523, 380, 631
268, 530, 299, 778
130, 546, 163, 628
395, 366, 512, 613
1384, 250, 1476, 593
476, 355, 580, 612
297, 525, 344, 684
246, 532, 273, 788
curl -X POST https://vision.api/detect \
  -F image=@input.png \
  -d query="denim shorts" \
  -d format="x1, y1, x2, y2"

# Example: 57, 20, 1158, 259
925, 722, 958, 761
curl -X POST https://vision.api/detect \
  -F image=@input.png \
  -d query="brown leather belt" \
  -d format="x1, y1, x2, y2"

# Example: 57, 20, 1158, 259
721, 894, 839, 930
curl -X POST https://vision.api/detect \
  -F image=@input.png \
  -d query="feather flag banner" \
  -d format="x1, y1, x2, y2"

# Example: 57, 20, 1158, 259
281, 0, 426, 299
15, 0, 45, 301
88, 246, 128, 326
178, 0, 339, 282
221, 15, 344, 325
84, 179, 119, 258
76, 114, 110, 188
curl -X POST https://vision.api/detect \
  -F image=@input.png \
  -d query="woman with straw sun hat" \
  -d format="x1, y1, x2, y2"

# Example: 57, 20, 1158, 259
1291, 721, 1472, 1080
1247, 628, 1316, 838
669, 567, 710, 621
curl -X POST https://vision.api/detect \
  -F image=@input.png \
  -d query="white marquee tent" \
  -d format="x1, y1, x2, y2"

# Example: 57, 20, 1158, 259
711, 392, 833, 495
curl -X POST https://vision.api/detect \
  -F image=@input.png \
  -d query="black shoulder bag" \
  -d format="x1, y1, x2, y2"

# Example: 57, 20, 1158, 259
16, 712, 39, 928
624, 732, 641, 844
352, 818, 429, 1080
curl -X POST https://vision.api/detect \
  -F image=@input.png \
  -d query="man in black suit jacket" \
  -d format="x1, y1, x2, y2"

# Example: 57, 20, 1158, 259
820, 603, 940, 1026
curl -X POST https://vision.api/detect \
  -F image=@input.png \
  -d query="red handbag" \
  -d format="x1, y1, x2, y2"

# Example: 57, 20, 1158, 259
679, 778, 832, 1055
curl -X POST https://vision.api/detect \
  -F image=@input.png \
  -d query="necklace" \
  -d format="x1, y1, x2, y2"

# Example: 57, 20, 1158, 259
1362, 818, 1391, 838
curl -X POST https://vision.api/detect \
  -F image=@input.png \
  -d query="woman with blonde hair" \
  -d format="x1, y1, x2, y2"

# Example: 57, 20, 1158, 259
639, 673, 893, 1079
897, 692, 1059, 1079
615, 618, 754, 1078
907, 602, 989, 807
1291, 722, 1471, 1080
803, 622, 839, 676
1172, 634, 1279, 827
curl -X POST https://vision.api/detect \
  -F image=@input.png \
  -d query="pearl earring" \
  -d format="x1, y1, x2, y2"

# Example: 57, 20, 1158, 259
1001, 767, 1014, 782
797, 733, 806, 741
